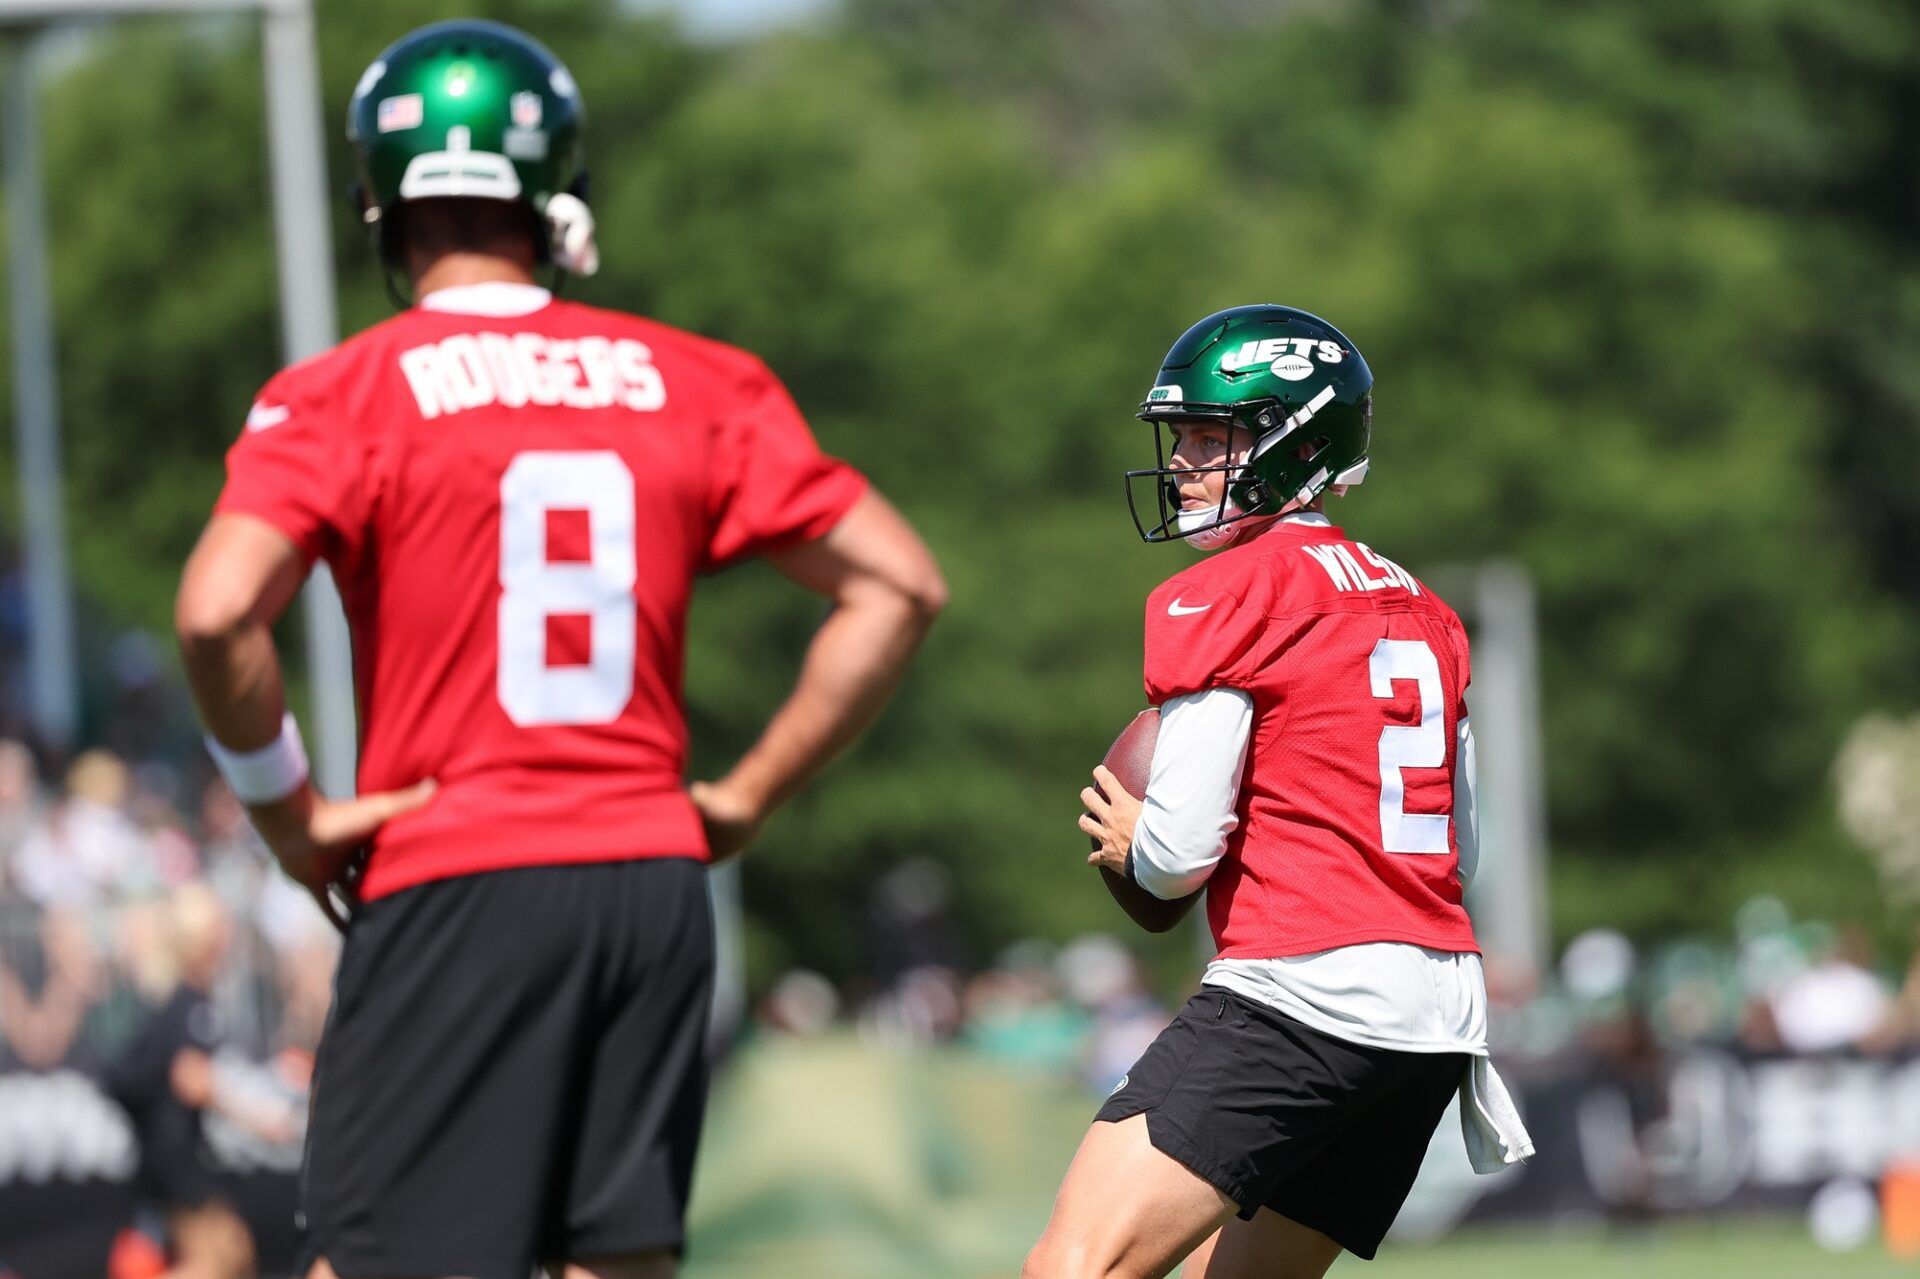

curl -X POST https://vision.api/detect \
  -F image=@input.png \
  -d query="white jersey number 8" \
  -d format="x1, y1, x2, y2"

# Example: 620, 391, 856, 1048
1369, 637, 1451, 855
498, 451, 636, 726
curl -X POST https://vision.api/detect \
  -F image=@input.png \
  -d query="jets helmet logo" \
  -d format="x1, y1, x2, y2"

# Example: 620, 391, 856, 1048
1218, 337, 1344, 377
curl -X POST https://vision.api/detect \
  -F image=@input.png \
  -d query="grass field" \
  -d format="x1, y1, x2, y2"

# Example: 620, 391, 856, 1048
686, 1217, 1914, 1279
1338, 1222, 1913, 1279
679, 1035, 1908, 1279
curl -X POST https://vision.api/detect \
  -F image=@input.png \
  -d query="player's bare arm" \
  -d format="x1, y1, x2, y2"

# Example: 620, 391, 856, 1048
175, 513, 435, 916
691, 488, 946, 859
188, 23, 916, 1273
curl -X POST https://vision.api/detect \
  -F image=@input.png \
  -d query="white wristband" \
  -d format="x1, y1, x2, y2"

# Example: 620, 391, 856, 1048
206, 713, 311, 805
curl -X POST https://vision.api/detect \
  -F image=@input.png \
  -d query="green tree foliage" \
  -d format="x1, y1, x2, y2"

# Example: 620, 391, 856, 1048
2, 0, 1916, 970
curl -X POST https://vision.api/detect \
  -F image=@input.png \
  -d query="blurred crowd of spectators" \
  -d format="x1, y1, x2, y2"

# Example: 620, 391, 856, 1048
1503, 898, 1920, 1066
0, 740, 337, 1079
0, 738, 333, 1277
10, 740, 1920, 1097
758, 930, 1171, 1096
10, 722, 1920, 1265
753, 857, 1920, 1090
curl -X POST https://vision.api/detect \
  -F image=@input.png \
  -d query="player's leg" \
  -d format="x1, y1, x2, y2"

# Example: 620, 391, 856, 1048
548, 1253, 677, 1279
1024, 1113, 1238, 1279
166, 1199, 255, 1279
304, 1262, 379, 1279
302, 869, 607, 1278
1182, 1209, 1343, 1279
1035, 986, 1469, 1278
549, 859, 714, 1273
304, 1261, 471, 1279
1027, 988, 1262, 1278
304, 1261, 410, 1279
1229, 1045, 1471, 1267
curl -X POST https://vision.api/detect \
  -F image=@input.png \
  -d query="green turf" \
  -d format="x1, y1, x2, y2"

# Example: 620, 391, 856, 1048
1334, 1221, 1914, 1279
685, 1220, 1916, 1279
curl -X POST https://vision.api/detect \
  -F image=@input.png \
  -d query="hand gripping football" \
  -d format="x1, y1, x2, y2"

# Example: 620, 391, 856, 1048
1091, 708, 1201, 934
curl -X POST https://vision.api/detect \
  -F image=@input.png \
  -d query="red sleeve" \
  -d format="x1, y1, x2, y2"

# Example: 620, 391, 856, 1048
1142, 574, 1269, 703
703, 360, 867, 569
213, 367, 369, 567
1451, 613, 1474, 719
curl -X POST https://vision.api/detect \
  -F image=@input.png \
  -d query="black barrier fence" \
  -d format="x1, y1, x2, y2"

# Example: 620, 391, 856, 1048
0, 1068, 303, 1279
1427, 1048, 1920, 1233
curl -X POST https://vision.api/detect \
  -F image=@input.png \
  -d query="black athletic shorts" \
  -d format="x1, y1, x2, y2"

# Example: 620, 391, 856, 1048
1095, 986, 1466, 1261
303, 858, 713, 1279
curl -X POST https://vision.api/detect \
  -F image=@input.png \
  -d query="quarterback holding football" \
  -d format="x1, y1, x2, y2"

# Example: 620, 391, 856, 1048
1027, 306, 1533, 1278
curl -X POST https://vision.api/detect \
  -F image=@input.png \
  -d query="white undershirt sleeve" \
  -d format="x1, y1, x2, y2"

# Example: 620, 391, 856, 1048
1455, 717, 1479, 889
1129, 687, 1254, 901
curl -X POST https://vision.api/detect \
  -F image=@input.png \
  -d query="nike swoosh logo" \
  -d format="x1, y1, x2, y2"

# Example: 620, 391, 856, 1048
246, 403, 291, 433
1167, 599, 1212, 616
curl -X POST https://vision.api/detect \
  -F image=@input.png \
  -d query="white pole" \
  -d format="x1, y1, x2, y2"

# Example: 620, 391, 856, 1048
259, 0, 357, 795
1469, 562, 1552, 980
3, 31, 79, 752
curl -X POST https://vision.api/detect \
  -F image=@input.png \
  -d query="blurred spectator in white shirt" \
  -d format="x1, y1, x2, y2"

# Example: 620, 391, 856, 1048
13, 750, 152, 908
1770, 926, 1892, 1054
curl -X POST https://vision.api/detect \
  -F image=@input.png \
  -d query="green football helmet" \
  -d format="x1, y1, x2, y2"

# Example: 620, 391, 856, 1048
347, 20, 597, 279
1128, 304, 1373, 546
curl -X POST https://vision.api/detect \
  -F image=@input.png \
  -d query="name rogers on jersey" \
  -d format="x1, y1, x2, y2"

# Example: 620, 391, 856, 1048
396, 332, 668, 420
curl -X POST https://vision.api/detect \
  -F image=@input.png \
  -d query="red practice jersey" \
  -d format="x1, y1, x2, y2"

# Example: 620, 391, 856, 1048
217, 286, 867, 901
1142, 519, 1479, 959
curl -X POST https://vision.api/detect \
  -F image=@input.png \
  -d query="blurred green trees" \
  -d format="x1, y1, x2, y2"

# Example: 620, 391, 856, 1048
3, 0, 1918, 970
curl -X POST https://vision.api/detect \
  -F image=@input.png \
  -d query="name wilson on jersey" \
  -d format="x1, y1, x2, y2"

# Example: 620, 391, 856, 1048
1300, 543, 1422, 595
398, 332, 668, 420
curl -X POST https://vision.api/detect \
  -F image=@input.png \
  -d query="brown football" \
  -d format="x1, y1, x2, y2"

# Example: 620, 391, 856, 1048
1089, 708, 1202, 934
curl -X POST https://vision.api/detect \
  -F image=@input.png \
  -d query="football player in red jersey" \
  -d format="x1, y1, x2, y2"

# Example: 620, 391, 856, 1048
1025, 307, 1531, 1279
173, 21, 943, 1279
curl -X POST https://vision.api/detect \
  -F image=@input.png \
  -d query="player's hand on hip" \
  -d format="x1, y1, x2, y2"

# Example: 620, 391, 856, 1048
1081, 765, 1141, 874
247, 779, 437, 921
690, 777, 766, 863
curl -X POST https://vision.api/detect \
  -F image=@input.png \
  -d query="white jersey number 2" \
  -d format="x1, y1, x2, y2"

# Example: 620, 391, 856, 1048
1368, 638, 1451, 855
497, 452, 636, 726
